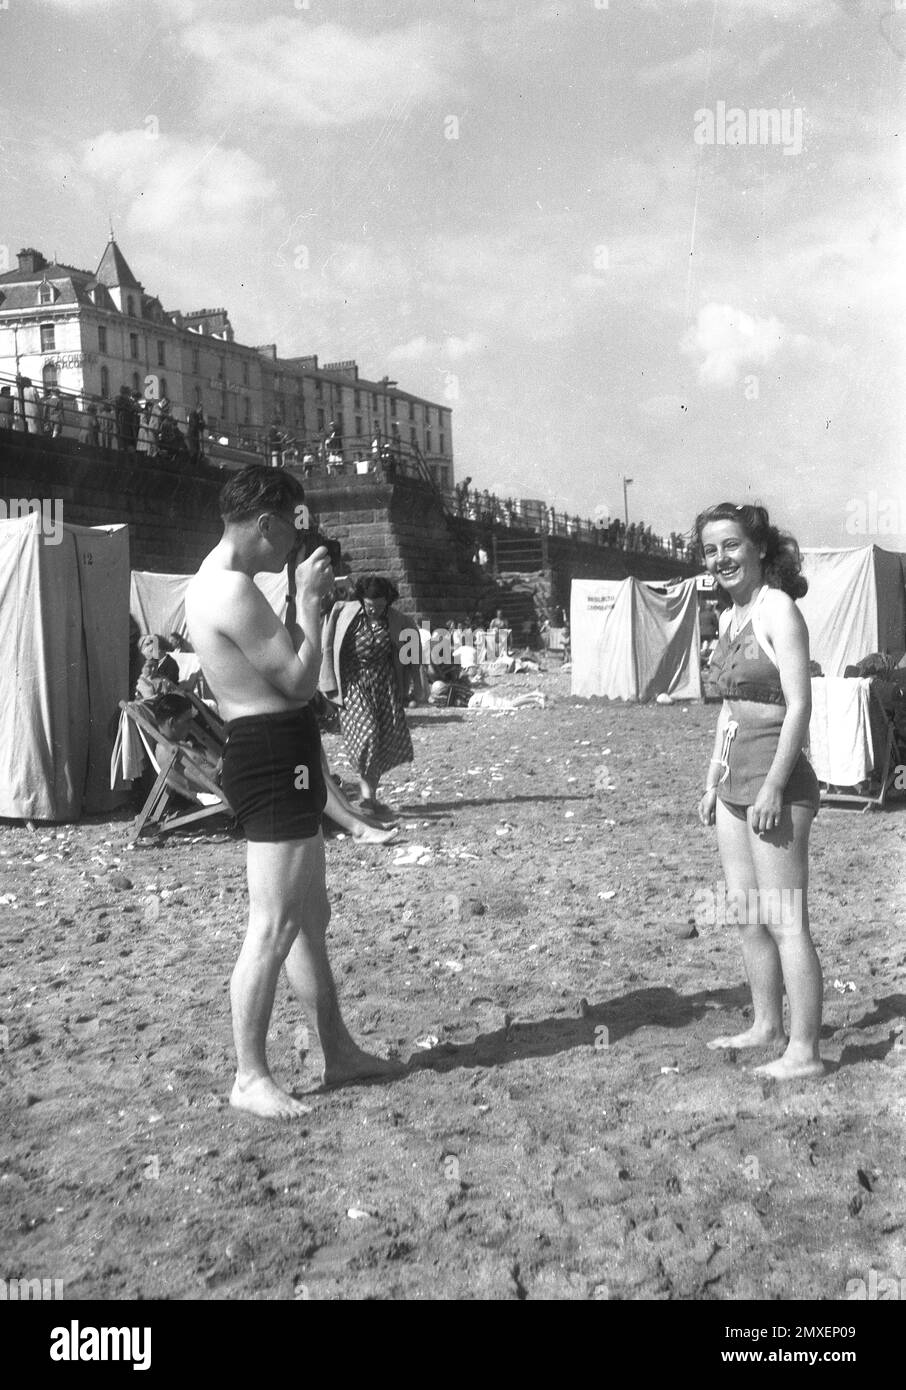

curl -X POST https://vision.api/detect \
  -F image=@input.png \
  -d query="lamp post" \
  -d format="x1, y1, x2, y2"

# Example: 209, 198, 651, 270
11, 322, 26, 423
621, 474, 633, 525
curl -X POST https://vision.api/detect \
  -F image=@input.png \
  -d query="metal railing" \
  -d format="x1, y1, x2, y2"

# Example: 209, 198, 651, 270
0, 369, 257, 464
0, 369, 695, 561
442, 484, 694, 562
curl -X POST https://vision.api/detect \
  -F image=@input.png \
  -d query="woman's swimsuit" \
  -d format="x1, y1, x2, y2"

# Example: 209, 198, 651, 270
705, 588, 820, 817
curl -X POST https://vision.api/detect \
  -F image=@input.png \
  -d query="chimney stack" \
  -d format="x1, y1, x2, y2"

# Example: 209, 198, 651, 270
17, 248, 47, 274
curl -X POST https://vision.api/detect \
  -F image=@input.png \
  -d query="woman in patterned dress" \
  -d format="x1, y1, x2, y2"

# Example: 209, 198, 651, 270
320, 576, 413, 816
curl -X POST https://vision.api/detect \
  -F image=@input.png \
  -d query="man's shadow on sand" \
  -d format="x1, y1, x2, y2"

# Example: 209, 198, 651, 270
404, 984, 750, 1075
393, 987, 906, 1078
824, 993, 906, 1070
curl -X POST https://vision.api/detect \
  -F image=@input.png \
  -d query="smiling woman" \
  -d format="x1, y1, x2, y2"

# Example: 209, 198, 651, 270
694, 501, 824, 1082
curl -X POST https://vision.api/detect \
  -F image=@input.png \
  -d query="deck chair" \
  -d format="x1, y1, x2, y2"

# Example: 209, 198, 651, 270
115, 698, 235, 843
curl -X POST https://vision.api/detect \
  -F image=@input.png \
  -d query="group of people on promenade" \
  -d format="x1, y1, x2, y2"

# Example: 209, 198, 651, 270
0, 379, 207, 465
266, 420, 406, 483
176, 466, 827, 1119
452, 477, 692, 560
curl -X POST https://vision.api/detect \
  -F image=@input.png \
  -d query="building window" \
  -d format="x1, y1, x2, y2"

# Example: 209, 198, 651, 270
100, 365, 110, 397
372, 393, 379, 413
439, 431, 445, 454
217, 358, 225, 381
192, 348, 200, 373
355, 415, 362, 438
354, 389, 361, 409
276, 393, 285, 422
98, 325, 107, 353
160, 377, 168, 400
315, 380, 323, 400
43, 362, 58, 391
157, 340, 166, 366
132, 371, 140, 393
40, 323, 55, 351
409, 401, 414, 421
126, 295, 135, 317
194, 385, 202, 407
242, 361, 249, 387
129, 332, 139, 359
39, 283, 54, 305
426, 430, 433, 453
336, 412, 344, 434
317, 407, 325, 432
410, 427, 417, 447
243, 396, 251, 424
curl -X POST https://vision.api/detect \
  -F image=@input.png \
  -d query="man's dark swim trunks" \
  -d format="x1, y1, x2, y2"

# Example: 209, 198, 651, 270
220, 707, 327, 842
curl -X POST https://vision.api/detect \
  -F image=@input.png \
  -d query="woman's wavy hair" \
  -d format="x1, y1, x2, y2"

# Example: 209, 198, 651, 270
693, 502, 808, 600
354, 574, 399, 605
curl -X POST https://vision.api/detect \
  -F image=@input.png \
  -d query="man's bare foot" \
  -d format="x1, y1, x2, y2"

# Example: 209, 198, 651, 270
322, 1047, 407, 1088
707, 1025, 786, 1051
230, 1075, 313, 1119
351, 822, 399, 844
751, 1052, 826, 1080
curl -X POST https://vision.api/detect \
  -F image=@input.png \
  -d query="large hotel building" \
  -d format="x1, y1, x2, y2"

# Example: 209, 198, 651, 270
0, 238, 454, 488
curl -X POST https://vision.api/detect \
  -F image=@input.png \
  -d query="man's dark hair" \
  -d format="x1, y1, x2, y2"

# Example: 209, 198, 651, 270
219, 465, 306, 524
152, 693, 194, 723
354, 574, 399, 604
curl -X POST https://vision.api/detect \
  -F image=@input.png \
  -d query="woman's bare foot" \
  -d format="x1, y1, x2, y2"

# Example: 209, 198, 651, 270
752, 1051, 826, 1079
322, 1047, 407, 1088
707, 1025, 786, 1051
351, 822, 399, 844
230, 1075, 313, 1119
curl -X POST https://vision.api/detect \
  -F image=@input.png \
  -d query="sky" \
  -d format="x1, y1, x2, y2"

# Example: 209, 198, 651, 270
1, 0, 903, 546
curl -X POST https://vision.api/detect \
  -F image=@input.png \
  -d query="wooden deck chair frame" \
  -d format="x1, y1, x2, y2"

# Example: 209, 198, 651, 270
119, 699, 235, 843
818, 714, 896, 814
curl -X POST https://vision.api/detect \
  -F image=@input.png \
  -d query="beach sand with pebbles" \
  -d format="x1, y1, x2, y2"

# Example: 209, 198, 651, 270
1, 668, 905, 1300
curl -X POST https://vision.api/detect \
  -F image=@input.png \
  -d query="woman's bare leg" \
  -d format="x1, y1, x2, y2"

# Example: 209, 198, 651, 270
320, 751, 396, 842
707, 799, 786, 1050
747, 804, 824, 1078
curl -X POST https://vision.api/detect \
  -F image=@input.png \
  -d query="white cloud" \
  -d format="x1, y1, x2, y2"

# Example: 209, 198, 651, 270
68, 129, 283, 316
681, 302, 807, 385
78, 130, 278, 243
639, 0, 833, 20
388, 332, 486, 363
178, 18, 460, 128
637, 48, 734, 88
637, 40, 787, 86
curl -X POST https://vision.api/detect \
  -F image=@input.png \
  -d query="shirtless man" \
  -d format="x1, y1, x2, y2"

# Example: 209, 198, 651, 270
186, 465, 401, 1119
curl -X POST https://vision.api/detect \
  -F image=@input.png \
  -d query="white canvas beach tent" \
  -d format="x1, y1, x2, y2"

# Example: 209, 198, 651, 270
799, 546, 906, 677
570, 576, 702, 701
0, 514, 131, 820
130, 568, 291, 640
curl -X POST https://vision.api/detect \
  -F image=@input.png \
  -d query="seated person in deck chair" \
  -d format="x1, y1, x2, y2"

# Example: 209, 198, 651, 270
426, 628, 473, 707
150, 693, 223, 803
136, 635, 181, 699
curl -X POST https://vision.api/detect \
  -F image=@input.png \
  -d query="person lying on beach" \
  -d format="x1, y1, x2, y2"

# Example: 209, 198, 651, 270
466, 690, 546, 711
